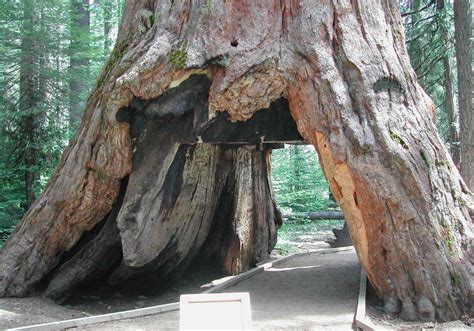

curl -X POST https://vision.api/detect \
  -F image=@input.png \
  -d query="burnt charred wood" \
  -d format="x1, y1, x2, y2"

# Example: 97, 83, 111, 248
107, 144, 280, 286
200, 99, 304, 144
119, 77, 304, 146
199, 147, 280, 275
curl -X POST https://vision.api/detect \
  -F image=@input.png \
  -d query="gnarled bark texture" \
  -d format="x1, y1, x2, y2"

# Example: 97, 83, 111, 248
0, 0, 473, 322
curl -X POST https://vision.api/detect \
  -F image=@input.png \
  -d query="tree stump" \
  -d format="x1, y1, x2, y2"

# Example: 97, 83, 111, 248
326, 222, 353, 248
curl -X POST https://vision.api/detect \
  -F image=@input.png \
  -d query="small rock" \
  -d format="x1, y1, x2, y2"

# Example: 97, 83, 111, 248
461, 315, 472, 326
135, 301, 145, 308
383, 296, 400, 315
137, 295, 147, 299
417, 296, 435, 322
423, 322, 435, 328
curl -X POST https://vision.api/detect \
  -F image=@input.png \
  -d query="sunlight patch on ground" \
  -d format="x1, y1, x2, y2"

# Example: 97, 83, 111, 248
200, 276, 236, 289
0, 309, 20, 318
267, 265, 321, 272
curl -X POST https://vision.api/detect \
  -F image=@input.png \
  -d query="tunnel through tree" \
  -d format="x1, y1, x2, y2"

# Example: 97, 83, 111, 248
0, 0, 472, 322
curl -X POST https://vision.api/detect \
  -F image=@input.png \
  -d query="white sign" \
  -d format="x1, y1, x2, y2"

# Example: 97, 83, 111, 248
180, 292, 253, 330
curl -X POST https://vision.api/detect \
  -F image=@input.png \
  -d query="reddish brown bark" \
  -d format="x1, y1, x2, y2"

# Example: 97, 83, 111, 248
0, 0, 472, 321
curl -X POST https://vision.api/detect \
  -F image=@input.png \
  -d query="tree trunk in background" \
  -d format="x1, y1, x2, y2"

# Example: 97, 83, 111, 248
290, 145, 301, 192
69, 0, 90, 130
437, 0, 460, 168
19, 1, 39, 209
99, 0, 114, 56
442, 57, 460, 167
454, 0, 473, 191
0, 0, 472, 322
104, 4, 113, 55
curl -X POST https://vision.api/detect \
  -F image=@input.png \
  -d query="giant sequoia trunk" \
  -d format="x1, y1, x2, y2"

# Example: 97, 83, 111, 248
1, 0, 473, 322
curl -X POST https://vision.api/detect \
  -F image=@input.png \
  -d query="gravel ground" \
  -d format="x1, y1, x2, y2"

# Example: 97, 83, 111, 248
0, 269, 221, 329
0, 296, 86, 329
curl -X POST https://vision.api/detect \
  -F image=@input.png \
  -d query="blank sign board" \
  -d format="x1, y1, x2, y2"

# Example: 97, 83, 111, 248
179, 292, 253, 330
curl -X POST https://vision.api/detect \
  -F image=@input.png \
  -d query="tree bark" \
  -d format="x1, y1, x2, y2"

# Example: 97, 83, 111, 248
454, 0, 473, 190
1, 0, 473, 322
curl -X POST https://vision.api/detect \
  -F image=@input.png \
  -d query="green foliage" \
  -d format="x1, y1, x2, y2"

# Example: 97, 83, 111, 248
0, 0, 124, 236
169, 41, 187, 69
271, 145, 336, 213
271, 146, 342, 255
390, 131, 409, 149
400, 0, 457, 145
201, 0, 213, 16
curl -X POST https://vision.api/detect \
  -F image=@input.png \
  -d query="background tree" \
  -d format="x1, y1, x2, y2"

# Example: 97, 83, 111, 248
69, 0, 91, 130
454, 0, 473, 190
0, 0, 70, 226
0, 0, 124, 245
400, 0, 460, 164
271, 145, 334, 213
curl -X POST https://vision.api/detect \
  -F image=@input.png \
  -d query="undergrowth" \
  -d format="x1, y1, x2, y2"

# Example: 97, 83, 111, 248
274, 218, 344, 256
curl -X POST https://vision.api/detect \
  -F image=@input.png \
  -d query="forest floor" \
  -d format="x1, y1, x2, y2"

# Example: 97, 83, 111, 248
0, 220, 471, 329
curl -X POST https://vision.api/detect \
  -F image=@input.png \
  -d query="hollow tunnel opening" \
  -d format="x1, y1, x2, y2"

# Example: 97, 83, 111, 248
270, 144, 349, 255
45, 74, 349, 303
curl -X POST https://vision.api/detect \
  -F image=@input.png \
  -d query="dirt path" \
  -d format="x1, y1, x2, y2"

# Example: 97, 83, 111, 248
225, 249, 359, 330
74, 248, 359, 330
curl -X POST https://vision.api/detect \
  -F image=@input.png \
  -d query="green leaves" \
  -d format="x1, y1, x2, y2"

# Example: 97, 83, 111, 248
271, 145, 334, 213
401, 0, 456, 144
0, 0, 123, 232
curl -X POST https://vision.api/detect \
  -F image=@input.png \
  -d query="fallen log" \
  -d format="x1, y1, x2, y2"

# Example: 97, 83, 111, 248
282, 211, 344, 220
